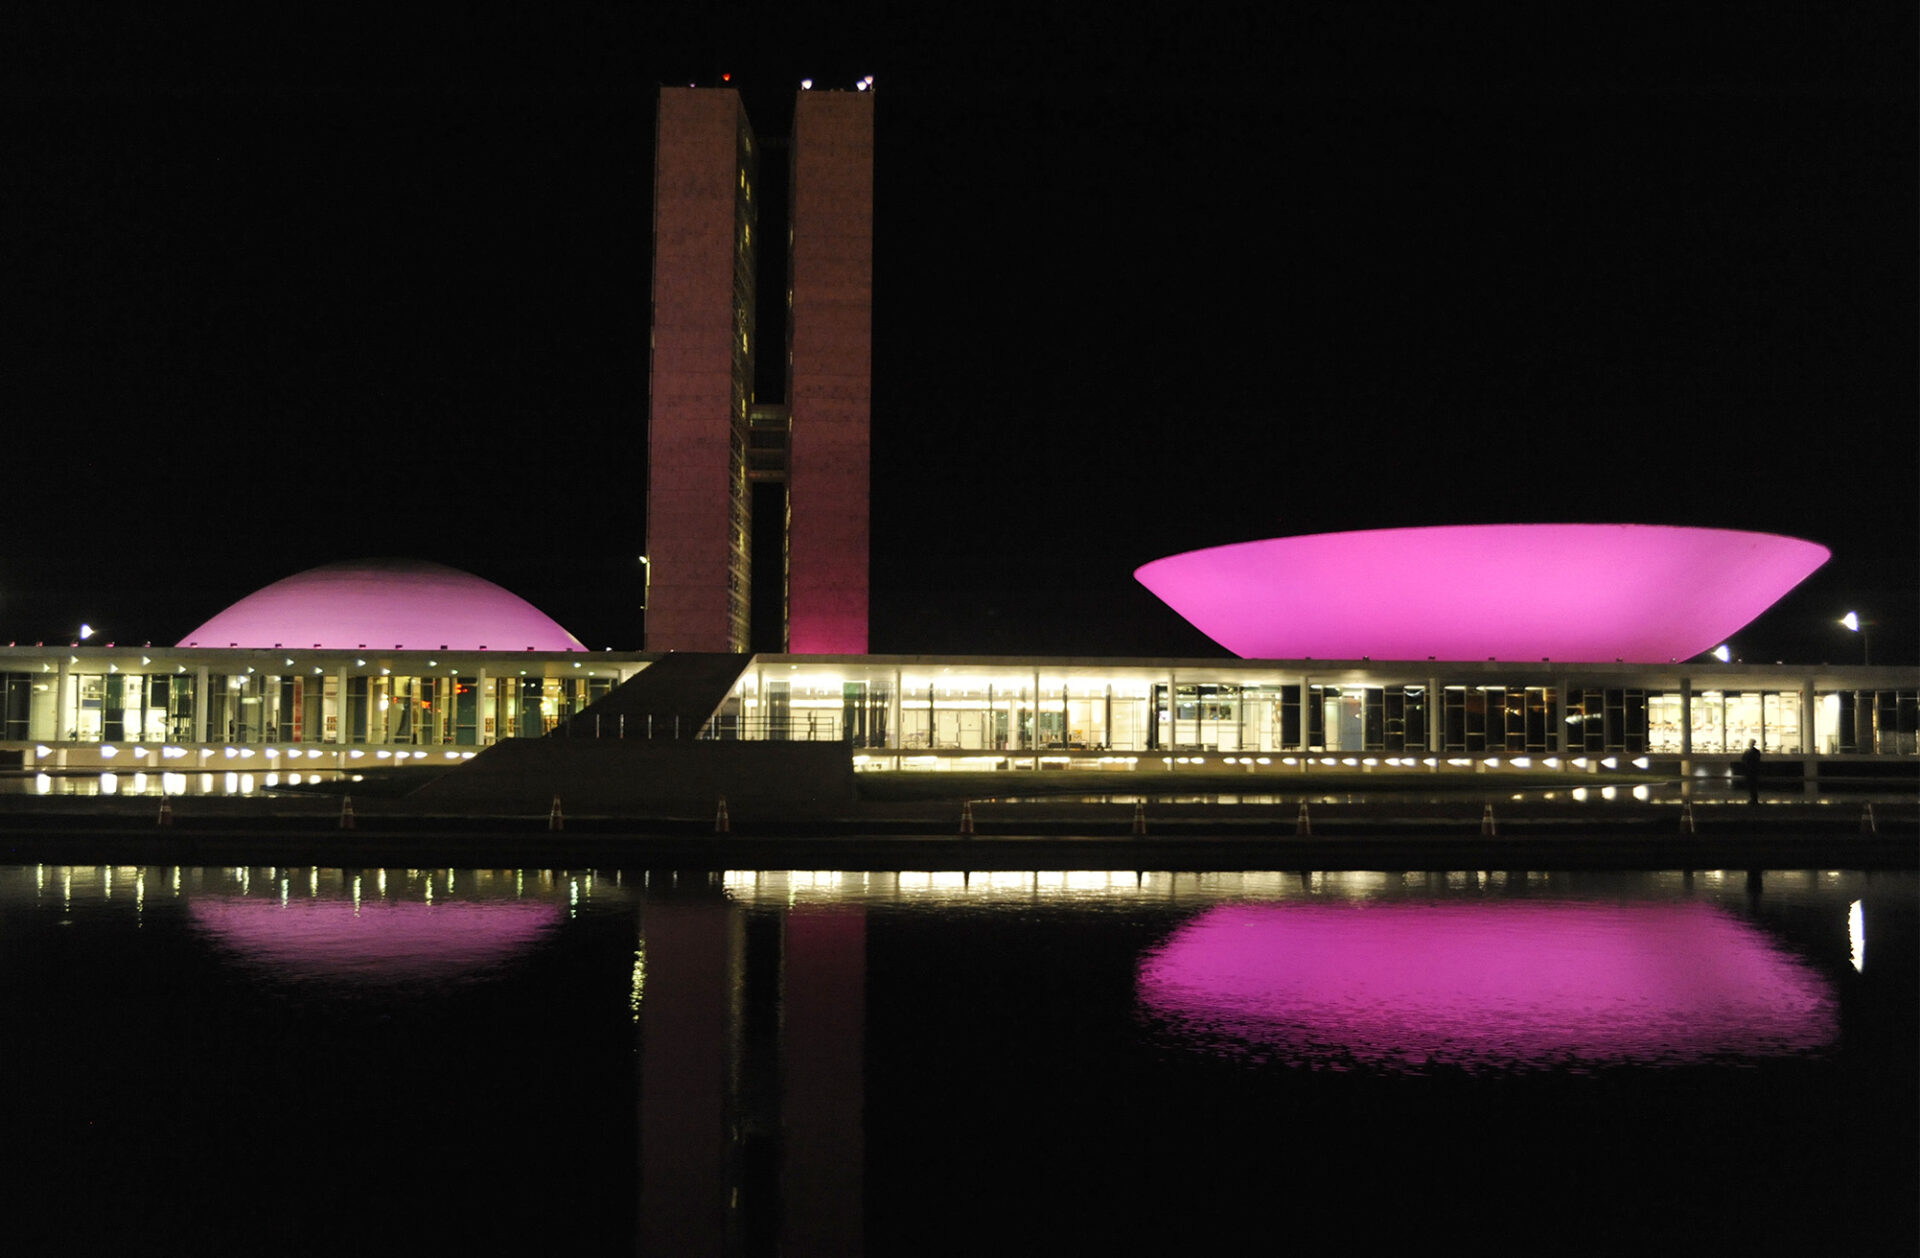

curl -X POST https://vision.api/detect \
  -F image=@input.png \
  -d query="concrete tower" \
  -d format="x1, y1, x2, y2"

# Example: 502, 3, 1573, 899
785, 89, 873, 655
645, 85, 871, 654
645, 88, 758, 653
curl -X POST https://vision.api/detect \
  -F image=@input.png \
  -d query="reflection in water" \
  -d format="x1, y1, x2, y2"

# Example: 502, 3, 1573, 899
1138, 900, 1837, 1071
176, 867, 589, 984
189, 895, 563, 984
1, 864, 1910, 1257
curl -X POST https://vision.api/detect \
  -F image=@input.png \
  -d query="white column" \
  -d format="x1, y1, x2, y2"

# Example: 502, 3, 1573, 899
476, 667, 490, 744
193, 666, 209, 744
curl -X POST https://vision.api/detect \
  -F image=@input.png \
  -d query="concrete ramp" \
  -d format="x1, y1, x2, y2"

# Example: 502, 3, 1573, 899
408, 737, 854, 816
555, 652, 750, 740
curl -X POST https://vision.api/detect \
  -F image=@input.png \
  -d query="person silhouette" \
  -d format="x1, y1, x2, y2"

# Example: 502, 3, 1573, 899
1740, 740, 1762, 804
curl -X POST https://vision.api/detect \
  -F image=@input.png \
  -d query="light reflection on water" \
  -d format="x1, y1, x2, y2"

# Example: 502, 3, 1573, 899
3, 862, 1913, 1255
1136, 899, 1836, 1072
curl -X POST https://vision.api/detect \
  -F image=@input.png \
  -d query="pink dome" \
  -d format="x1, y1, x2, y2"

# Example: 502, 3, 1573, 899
179, 559, 587, 650
1134, 525, 1829, 663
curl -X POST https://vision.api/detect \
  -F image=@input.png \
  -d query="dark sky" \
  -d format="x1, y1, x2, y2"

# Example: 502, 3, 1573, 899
4, 3, 1914, 663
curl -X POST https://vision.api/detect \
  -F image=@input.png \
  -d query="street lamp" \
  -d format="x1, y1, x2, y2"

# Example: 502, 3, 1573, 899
1838, 611, 1872, 665
637, 556, 650, 611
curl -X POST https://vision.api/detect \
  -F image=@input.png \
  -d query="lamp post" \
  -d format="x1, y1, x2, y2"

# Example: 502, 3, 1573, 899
1839, 612, 1872, 665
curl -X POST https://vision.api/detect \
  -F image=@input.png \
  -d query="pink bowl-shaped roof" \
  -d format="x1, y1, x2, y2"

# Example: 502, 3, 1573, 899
179, 559, 587, 650
1134, 525, 1828, 662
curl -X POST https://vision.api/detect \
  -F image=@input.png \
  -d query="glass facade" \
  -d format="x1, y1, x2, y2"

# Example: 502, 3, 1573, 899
3, 652, 1915, 767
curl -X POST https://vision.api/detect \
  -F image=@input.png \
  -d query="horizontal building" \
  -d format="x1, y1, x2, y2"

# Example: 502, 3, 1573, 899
3, 646, 1913, 793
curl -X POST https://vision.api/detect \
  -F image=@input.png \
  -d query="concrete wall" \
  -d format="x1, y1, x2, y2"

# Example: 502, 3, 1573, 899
786, 91, 873, 654
648, 88, 756, 653
409, 737, 855, 815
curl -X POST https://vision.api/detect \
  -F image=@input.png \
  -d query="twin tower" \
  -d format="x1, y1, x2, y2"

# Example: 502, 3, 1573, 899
645, 86, 873, 655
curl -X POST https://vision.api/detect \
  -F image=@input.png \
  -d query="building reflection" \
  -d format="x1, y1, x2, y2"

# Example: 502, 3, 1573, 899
636, 878, 865, 1257
1137, 899, 1839, 1071
3, 864, 1877, 1253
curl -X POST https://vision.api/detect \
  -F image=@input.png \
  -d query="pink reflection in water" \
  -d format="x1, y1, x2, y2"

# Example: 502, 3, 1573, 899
1137, 901, 1835, 1071
190, 898, 562, 983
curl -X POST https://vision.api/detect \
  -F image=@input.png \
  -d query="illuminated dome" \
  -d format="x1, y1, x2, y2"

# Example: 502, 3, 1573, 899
179, 559, 587, 650
1134, 525, 1828, 663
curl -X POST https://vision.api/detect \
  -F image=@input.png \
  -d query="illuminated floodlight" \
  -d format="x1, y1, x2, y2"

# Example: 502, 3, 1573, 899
1712, 644, 1732, 662
1135, 525, 1829, 662
78, 623, 95, 640
800, 78, 812, 89
100, 745, 118, 759
1632, 756, 1650, 770
1840, 611, 1860, 632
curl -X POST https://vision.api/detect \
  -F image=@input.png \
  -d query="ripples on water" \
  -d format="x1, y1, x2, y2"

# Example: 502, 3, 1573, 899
3, 864, 1913, 1255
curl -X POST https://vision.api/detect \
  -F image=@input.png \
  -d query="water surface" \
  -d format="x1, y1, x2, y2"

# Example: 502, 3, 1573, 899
2, 865, 1911, 1255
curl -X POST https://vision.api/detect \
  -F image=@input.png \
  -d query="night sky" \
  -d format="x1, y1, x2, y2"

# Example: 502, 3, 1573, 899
5, 3, 1913, 663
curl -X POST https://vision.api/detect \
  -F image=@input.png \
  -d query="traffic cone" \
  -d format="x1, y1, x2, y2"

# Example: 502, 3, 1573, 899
157, 796, 172, 828
1861, 803, 1877, 835
1132, 799, 1147, 836
715, 795, 730, 834
959, 800, 975, 836
1480, 804, 1496, 836
339, 795, 355, 830
1295, 802, 1311, 836
1679, 802, 1696, 834
548, 795, 564, 832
